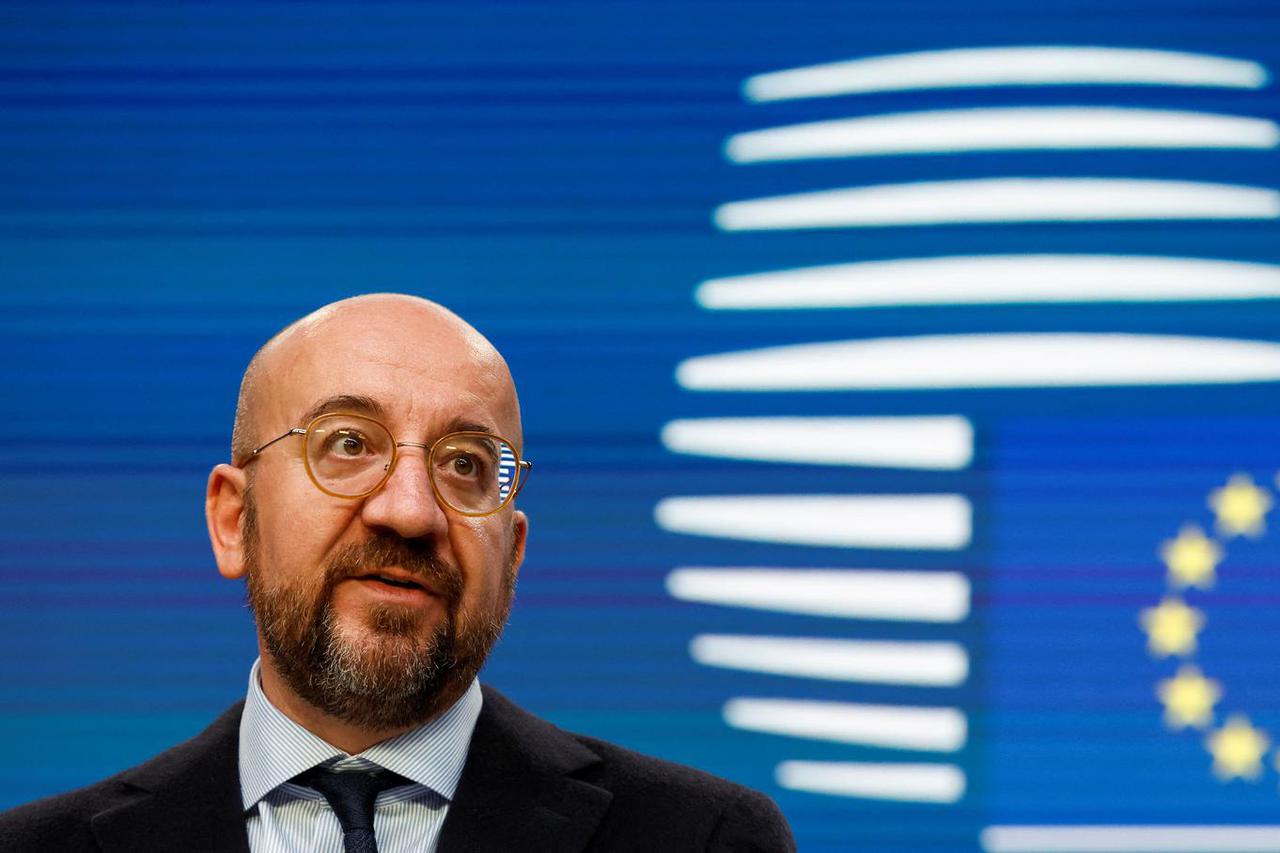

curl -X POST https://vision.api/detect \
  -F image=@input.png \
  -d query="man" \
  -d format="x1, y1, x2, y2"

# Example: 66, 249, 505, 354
0, 294, 795, 852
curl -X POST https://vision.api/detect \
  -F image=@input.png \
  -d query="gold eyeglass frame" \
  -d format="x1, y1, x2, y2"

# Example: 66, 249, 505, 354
243, 412, 532, 517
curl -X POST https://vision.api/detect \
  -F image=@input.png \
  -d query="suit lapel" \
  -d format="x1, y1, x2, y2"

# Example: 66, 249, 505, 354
90, 703, 250, 853
438, 687, 612, 853
84, 688, 612, 852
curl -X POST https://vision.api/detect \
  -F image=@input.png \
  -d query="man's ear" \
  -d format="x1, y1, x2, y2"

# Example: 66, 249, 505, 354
206, 463, 249, 580
510, 510, 529, 579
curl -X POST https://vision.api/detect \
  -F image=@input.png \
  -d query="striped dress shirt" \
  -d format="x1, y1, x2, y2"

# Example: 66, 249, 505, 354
238, 659, 482, 853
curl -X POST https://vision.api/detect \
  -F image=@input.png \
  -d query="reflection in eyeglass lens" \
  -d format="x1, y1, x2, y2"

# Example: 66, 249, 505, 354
434, 436, 503, 511
307, 415, 394, 494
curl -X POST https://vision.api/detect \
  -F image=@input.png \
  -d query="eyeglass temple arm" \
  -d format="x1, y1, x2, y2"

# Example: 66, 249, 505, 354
511, 459, 533, 498
245, 428, 308, 462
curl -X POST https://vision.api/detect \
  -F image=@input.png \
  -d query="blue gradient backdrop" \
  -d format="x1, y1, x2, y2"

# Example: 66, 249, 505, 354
3, 2, 1280, 850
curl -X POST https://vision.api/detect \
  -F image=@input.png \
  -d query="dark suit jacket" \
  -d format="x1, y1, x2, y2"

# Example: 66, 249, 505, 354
0, 685, 795, 852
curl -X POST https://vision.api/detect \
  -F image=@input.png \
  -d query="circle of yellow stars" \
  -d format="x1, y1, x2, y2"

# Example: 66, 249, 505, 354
1141, 472, 1275, 783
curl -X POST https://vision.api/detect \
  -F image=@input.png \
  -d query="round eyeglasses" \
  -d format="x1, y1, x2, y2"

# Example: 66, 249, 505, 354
244, 412, 531, 517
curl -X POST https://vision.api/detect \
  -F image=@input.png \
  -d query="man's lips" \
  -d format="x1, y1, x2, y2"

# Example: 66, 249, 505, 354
348, 569, 440, 597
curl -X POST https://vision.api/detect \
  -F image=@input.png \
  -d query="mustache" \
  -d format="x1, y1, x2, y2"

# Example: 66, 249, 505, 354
322, 534, 464, 603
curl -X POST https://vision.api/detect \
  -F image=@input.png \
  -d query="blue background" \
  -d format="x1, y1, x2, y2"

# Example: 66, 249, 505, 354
2, 2, 1279, 850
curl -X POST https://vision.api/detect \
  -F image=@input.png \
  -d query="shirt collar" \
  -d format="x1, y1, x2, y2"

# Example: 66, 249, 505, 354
238, 658, 482, 810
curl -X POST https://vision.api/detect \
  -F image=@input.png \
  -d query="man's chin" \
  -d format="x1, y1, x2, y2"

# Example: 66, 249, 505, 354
364, 602, 437, 637
331, 612, 445, 670
307, 624, 453, 722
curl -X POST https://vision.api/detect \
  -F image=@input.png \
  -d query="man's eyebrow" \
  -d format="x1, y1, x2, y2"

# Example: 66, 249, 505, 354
446, 416, 500, 436
298, 394, 388, 425
297, 400, 502, 439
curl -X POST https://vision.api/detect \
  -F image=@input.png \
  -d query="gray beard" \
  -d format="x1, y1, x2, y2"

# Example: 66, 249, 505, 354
243, 504, 512, 731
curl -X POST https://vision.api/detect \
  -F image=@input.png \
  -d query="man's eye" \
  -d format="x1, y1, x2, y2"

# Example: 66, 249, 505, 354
331, 432, 368, 457
452, 454, 477, 476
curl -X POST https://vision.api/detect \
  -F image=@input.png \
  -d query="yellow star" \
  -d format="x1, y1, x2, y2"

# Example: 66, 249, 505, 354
1207, 714, 1270, 780
1159, 524, 1223, 590
1208, 473, 1272, 538
1157, 665, 1221, 730
1139, 597, 1205, 658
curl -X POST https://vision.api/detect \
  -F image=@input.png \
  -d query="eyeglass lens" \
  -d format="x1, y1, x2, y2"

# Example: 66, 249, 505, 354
304, 413, 518, 513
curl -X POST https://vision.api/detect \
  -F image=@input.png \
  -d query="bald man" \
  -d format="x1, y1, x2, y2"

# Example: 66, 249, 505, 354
0, 295, 795, 853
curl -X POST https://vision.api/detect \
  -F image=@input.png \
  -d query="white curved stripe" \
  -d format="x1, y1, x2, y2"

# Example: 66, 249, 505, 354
744, 46, 1269, 101
666, 567, 970, 622
982, 826, 1280, 853
694, 635, 968, 686
661, 416, 972, 469
776, 761, 965, 803
727, 697, 966, 750
713, 178, 1280, 230
655, 495, 971, 550
727, 107, 1279, 161
696, 255, 1280, 310
676, 333, 1280, 391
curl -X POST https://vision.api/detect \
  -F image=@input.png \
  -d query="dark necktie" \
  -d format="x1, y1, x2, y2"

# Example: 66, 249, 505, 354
294, 766, 410, 853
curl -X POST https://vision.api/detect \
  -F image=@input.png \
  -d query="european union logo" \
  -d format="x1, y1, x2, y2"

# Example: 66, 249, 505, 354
985, 421, 1280, 851
656, 42, 1280, 851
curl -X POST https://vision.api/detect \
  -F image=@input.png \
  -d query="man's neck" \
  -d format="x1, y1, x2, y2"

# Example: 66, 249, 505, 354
256, 657, 463, 755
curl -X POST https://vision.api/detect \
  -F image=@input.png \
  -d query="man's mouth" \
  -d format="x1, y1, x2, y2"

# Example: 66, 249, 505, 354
352, 570, 436, 596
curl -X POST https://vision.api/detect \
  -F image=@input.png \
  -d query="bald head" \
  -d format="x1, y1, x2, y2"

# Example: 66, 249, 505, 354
232, 294, 520, 464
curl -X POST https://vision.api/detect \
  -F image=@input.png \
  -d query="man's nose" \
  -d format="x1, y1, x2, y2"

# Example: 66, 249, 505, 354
359, 445, 448, 539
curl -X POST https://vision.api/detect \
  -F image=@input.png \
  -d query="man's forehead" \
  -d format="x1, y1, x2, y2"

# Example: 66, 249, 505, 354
253, 296, 520, 437
293, 394, 506, 442
287, 333, 503, 383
